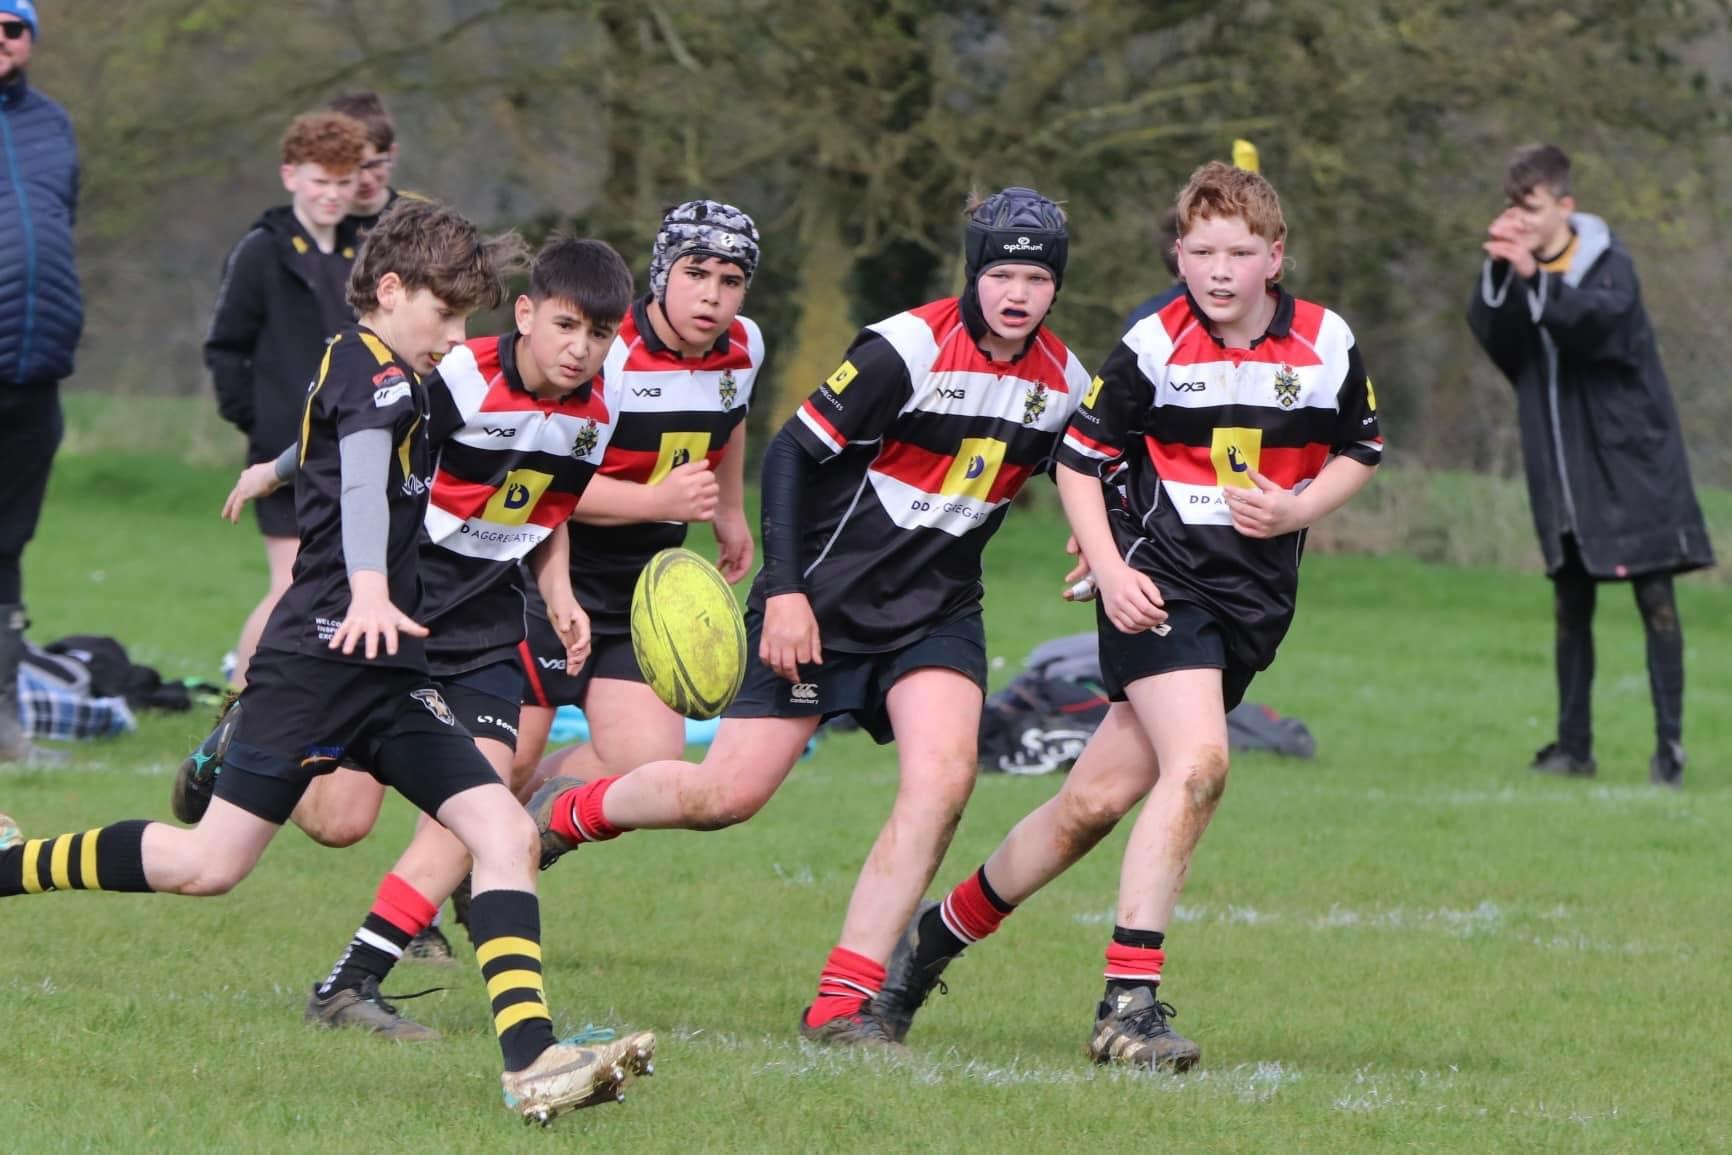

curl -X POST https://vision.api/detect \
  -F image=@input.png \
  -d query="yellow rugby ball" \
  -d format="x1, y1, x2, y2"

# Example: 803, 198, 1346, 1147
630, 547, 747, 720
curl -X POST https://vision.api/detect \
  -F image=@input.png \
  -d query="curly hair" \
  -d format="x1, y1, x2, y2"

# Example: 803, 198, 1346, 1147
280, 111, 368, 173
347, 198, 529, 316
1176, 161, 1287, 250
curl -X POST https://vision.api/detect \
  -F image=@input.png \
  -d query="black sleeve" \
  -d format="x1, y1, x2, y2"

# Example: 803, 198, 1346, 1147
1466, 258, 1529, 387
1054, 339, 1142, 476
204, 230, 271, 433
1332, 342, 1384, 467
756, 425, 817, 596
786, 330, 914, 462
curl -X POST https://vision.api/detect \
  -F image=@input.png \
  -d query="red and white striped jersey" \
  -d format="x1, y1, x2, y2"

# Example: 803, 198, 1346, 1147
566, 296, 763, 635
1057, 289, 1382, 668
775, 296, 1091, 653
417, 332, 614, 675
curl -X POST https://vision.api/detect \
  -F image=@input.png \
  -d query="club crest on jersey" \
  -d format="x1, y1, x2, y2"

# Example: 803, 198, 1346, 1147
410, 688, 455, 726
1022, 382, 1048, 425
718, 369, 738, 409
571, 418, 599, 459
1273, 364, 1301, 409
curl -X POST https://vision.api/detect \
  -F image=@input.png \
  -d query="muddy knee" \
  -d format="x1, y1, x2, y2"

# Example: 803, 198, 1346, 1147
1182, 746, 1230, 811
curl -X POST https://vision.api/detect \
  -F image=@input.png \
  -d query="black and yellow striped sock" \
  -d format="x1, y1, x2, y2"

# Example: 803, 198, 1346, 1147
0, 820, 153, 897
467, 888, 558, 1072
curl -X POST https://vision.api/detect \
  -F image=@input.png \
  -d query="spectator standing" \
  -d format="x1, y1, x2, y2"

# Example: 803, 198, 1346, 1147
1468, 144, 1714, 787
0, 0, 82, 763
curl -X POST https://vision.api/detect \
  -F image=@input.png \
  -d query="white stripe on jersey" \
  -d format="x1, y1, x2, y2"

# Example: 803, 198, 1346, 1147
1161, 479, 1242, 526
866, 469, 1007, 538
796, 406, 846, 455
423, 508, 555, 559
1126, 307, 1359, 413
601, 315, 764, 417
435, 344, 490, 414
902, 368, 1082, 433
1060, 428, 1117, 461
867, 308, 943, 372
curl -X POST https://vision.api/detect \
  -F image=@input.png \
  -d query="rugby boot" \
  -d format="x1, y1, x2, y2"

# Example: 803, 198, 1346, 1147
1087, 985, 1202, 1072
526, 775, 586, 870
303, 976, 441, 1042
404, 923, 458, 965
869, 900, 959, 1044
501, 1031, 656, 1126
797, 1005, 904, 1050
172, 696, 242, 823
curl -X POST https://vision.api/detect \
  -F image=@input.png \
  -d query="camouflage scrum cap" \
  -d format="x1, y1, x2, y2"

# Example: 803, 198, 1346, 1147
648, 199, 761, 301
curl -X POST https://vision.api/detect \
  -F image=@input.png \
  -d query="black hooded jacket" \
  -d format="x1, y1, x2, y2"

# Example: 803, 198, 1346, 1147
204, 205, 359, 462
1468, 212, 1714, 579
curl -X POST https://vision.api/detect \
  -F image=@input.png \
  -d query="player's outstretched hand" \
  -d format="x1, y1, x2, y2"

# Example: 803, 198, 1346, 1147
222, 462, 285, 524
331, 571, 429, 660
547, 594, 592, 670
1096, 560, 1166, 635
714, 508, 755, 583
762, 591, 821, 683
1224, 469, 1303, 539
1061, 534, 1097, 602
657, 459, 720, 523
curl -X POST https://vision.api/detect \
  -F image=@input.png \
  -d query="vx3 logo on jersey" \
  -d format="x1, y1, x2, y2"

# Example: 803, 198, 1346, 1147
789, 682, 819, 703
1173, 381, 1207, 393
632, 387, 662, 397
936, 386, 968, 400
483, 426, 517, 437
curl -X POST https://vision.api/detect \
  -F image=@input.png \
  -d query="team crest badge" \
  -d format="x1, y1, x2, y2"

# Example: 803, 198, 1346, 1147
571, 418, 599, 459
1022, 382, 1048, 425
718, 369, 738, 410
410, 688, 455, 726
1273, 364, 1301, 409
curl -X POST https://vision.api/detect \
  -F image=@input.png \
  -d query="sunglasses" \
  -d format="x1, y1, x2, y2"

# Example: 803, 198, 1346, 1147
0, 20, 28, 41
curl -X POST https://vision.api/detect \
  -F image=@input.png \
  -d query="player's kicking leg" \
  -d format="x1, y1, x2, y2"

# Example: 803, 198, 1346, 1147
527, 712, 818, 865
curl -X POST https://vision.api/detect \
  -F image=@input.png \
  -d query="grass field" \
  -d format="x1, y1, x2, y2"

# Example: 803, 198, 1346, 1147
3, 453, 1730, 1153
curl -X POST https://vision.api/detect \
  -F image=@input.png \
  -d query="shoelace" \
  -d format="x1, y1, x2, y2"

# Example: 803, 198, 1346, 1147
370, 978, 448, 1012
1121, 998, 1182, 1039
561, 1025, 618, 1045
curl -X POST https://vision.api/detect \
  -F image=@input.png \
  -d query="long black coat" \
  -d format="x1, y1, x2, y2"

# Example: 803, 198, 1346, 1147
1467, 213, 1714, 580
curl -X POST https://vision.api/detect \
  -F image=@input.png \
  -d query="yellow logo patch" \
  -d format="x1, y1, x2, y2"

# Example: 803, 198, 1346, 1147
940, 437, 1008, 502
825, 360, 859, 394
1209, 427, 1262, 489
1364, 375, 1378, 412
483, 469, 555, 524
1083, 375, 1105, 409
648, 431, 712, 485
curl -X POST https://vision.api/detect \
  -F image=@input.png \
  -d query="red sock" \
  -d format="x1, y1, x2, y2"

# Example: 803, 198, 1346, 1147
1103, 941, 1165, 985
804, 947, 887, 1028
374, 872, 438, 938
939, 868, 1013, 946
548, 776, 624, 844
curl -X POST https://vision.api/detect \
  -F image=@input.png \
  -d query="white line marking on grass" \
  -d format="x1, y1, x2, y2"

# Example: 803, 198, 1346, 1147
1073, 901, 1690, 958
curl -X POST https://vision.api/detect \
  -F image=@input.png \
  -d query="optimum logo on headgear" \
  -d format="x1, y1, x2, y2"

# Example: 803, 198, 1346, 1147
964, 187, 1069, 290
648, 199, 761, 303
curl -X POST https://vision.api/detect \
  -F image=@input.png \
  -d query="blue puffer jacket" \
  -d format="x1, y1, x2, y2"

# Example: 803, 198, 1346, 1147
0, 75, 83, 387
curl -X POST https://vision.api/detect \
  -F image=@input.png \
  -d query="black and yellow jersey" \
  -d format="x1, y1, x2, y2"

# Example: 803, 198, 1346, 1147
258, 325, 434, 669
